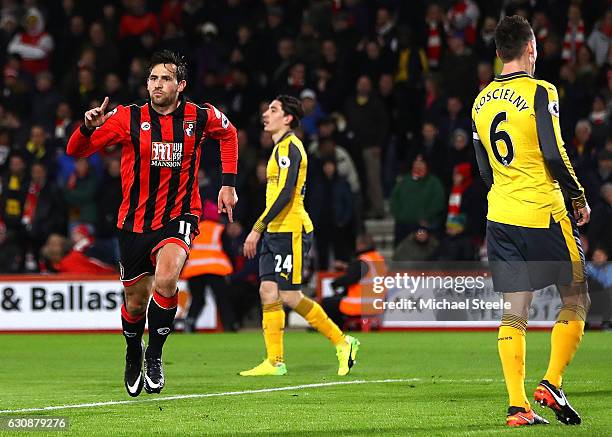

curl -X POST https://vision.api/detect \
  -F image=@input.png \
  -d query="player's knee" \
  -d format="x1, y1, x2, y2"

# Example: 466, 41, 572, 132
154, 273, 178, 297
125, 299, 147, 315
259, 282, 278, 303
280, 291, 303, 308
560, 282, 590, 311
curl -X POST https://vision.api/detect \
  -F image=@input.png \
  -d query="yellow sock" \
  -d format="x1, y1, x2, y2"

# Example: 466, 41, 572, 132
543, 305, 586, 388
295, 297, 345, 346
498, 314, 530, 410
262, 300, 285, 364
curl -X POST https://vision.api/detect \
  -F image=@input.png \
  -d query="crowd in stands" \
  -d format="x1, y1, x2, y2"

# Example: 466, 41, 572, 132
0, 0, 610, 306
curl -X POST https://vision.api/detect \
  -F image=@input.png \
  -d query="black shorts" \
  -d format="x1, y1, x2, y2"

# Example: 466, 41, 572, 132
118, 214, 199, 286
486, 214, 585, 293
259, 231, 313, 290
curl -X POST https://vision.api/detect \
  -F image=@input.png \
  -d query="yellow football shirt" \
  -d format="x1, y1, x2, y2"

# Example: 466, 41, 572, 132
471, 71, 585, 228
253, 131, 313, 234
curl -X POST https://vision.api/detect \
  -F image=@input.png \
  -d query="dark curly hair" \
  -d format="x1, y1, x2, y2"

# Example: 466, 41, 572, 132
275, 94, 304, 129
149, 50, 188, 82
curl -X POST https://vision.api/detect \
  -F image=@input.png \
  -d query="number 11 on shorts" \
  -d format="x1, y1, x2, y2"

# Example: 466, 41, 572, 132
178, 220, 191, 245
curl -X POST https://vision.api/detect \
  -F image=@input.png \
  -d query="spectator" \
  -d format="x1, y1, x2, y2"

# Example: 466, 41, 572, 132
476, 61, 493, 92
585, 247, 612, 328
587, 10, 612, 67
447, 0, 479, 45
276, 61, 307, 97
344, 75, 388, 218
0, 129, 11, 173
40, 226, 115, 274
23, 125, 56, 172
315, 135, 361, 199
588, 182, 612, 255
31, 71, 61, 134
562, 4, 586, 64
394, 226, 439, 262
1, 63, 30, 122
0, 220, 21, 272
536, 34, 563, 84
569, 120, 598, 175
88, 22, 119, 80
7, 7, 53, 75
446, 128, 476, 189
375, 6, 396, 51
53, 102, 76, 148
311, 157, 355, 270
589, 94, 609, 149
475, 16, 497, 62
446, 162, 472, 224
438, 96, 471, 149
269, 37, 295, 87
390, 154, 446, 246
355, 39, 393, 85
300, 89, 326, 141
63, 157, 98, 228
96, 157, 121, 240
440, 31, 478, 105
0, 152, 29, 234
118, 0, 160, 41
424, 2, 446, 70
423, 74, 446, 125
436, 214, 475, 261
416, 121, 447, 182
22, 161, 67, 264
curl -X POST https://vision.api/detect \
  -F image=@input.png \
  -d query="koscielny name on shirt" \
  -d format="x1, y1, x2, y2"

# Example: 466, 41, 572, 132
473, 88, 530, 114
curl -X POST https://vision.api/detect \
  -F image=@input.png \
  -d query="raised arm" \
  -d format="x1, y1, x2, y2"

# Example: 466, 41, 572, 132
66, 97, 127, 158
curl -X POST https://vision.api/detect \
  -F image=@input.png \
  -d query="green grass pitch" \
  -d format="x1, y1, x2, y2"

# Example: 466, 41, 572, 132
1, 331, 610, 436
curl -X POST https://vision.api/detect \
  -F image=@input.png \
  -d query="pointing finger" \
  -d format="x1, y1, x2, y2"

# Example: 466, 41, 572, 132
100, 96, 109, 112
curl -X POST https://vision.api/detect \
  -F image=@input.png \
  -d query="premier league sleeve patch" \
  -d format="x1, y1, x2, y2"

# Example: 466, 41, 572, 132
279, 156, 291, 168
548, 101, 560, 118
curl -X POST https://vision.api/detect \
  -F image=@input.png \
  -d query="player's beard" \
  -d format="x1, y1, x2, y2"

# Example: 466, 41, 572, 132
151, 92, 177, 110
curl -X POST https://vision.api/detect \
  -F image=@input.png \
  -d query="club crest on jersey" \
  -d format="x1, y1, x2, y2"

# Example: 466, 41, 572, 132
141, 121, 151, 131
183, 121, 195, 137
548, 101, 560, 118
151, 142, 183, 167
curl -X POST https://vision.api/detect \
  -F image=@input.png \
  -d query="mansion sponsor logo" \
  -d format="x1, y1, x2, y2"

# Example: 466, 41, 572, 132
151, 142, 183, 167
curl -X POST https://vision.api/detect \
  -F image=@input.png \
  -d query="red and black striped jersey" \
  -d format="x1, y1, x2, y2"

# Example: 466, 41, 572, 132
66, 98, 238, 233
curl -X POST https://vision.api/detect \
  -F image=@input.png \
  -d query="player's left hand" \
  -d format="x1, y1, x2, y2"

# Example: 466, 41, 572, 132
218, 185, 238, 222
573, 202, 591, 226
243, 230, 261, 259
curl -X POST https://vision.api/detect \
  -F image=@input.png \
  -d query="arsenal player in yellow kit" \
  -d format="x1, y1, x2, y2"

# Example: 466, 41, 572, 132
472, 16, 590, 426
240, 95, 359, 377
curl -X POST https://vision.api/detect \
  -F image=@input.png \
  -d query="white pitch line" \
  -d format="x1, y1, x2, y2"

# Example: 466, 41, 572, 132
2, 377, 598, 414
0, 378, 424, 414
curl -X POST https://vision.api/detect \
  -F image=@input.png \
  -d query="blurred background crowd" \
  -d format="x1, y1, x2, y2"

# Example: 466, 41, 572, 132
0, 0, 610, 308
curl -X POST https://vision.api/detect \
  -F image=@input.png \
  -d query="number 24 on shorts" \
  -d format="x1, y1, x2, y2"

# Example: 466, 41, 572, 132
274, 254, 292, 273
